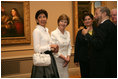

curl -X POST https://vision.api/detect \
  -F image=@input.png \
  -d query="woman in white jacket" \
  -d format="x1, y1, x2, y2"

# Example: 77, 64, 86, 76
31, 9, 59, 78
51, 14, 72, 78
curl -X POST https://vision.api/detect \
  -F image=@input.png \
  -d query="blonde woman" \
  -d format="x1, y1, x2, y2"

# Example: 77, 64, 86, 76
51, 14, 72, 78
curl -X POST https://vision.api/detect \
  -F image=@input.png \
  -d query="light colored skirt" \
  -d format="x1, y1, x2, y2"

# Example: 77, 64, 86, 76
55, 57, 69, 78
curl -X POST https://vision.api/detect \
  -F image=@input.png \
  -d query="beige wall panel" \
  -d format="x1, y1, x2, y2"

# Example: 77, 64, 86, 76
20, 60, 33, 73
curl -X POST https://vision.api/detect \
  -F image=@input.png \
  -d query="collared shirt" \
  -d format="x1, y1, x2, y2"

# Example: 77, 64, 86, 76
33, 25, 51, 53
101, 19, 109, 24
51, 28, 72, 58
88, 30, 93, 35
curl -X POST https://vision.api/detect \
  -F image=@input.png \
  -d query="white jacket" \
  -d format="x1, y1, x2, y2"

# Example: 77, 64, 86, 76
51, 28, 72, 58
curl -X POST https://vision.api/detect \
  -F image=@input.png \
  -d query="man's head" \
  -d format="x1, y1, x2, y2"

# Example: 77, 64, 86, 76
94, 7, 110, 24
111, 9, 117, 25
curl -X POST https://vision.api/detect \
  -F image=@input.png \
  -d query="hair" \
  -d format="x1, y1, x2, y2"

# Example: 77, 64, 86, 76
11, 8, 20, 17
111, 8, 117, 15
82, 13, 94, 21
96, 7, 110, 17
35, 9, 48, 24
35, 9, 48, 19
82, 13, 98, 27
111, 8, 117, 11
57, 14, 70, 26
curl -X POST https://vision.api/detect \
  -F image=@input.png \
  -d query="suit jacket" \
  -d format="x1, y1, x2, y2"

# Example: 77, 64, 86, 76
84, 19, 117, 77
85, 20, 117, 60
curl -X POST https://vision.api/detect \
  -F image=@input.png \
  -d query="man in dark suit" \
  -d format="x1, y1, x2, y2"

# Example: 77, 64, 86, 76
82, 7, 117, 78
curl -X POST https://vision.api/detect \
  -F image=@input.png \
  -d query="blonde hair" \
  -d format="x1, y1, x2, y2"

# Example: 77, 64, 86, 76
57, 14, 70, 26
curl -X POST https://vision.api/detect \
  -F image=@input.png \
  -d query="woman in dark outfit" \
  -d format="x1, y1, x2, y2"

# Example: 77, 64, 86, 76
31, 9, 59, 78
74, 13, 97, 78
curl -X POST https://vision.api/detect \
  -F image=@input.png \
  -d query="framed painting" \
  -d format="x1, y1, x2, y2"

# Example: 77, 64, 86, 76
1, 1, 30, 45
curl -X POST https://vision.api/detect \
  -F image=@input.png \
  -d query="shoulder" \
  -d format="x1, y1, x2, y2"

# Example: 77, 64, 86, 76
65, 30, 71, 39
51, 29, 58, 35
33, 27, 38, 32
51, 29, 59, 40
100, 20, 115, 29
76, 26, 84, 35
102, 20, 113, 26
65, 30, 70, 36
33, 25, 40, 34
78, 26, 84, 31
104, 20, 116, 30
77, 28, 83, 34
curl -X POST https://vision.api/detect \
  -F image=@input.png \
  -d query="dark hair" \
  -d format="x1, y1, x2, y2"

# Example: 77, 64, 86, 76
82, 13, 94, 21
35, 9, 48, 20
11, 8, 20, 17
82, 13, 98, 27
57, 14, 70, 26
96, 7, 110, 17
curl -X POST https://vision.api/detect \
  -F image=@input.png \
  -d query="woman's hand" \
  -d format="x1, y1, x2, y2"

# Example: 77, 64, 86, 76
82, 27, 89, 36
50, 44, 59, 53
59, 55, 70, 67
64, 56, 70, 62
63, 56, 70, 67
54, 45, 59, 53
63, 61, 69, 67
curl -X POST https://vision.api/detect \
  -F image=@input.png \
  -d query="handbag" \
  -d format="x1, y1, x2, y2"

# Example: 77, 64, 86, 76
33, 53, 51, 66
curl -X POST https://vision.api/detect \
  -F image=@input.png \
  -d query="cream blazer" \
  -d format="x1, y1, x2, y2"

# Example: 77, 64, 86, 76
51, 28, 72, 58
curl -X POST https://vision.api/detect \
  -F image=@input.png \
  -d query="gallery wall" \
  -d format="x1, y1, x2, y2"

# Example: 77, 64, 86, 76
1, 1, 117, 78
1, 1, 74, 52
1, 1, 74, 77
30, 1, 74, 47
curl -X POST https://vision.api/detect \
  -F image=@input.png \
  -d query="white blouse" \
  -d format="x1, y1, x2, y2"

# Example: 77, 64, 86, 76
33, 25, 51, 53
51, 28, 72, 58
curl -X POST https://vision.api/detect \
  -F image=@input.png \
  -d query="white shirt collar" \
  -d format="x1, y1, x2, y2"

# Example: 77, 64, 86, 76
56, 27, 66, 35
56, 28, 68, 40
36, 25, 48, 32
101, 19, 108, 24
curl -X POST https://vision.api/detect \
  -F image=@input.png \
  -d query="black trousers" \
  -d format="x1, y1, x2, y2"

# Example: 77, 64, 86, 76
79, 61, 90, 78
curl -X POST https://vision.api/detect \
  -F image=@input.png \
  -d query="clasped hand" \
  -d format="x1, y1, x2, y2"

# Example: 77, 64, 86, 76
50, 44, 59, 53
63, 56, 70, 67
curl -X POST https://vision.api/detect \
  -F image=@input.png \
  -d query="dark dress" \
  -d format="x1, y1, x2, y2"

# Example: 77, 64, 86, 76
85, 20, 117, 78
74, 26, 97, 78
31, 51, 59, 78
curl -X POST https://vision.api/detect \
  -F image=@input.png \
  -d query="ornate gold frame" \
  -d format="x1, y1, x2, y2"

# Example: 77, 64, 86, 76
73, 1, 79, 42
1, 1, 30, 45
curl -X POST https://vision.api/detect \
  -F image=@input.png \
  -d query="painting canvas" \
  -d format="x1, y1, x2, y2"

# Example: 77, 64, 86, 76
1, 1, 24, 37
1, 1, 30, 45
